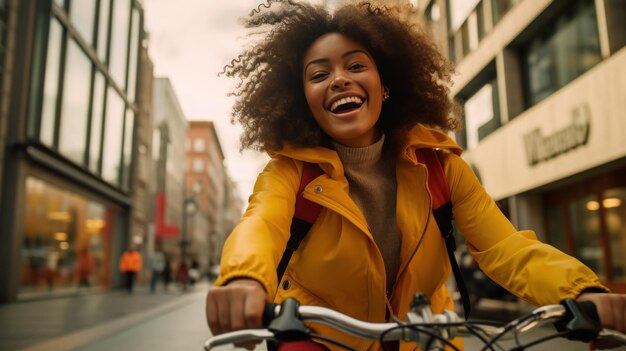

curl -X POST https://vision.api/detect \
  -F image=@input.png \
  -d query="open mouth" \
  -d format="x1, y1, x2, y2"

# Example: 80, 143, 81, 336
329, 96, 364, 114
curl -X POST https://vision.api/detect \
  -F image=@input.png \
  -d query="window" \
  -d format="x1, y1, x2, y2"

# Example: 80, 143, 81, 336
20, 177, 117, 297
121, 109, 134, 190
193, 159, 204, 173
570, 194, 604, 277
39, 18, 63, 147
193, 138, 205, 152
522, 0, 601, 107
68, 0, 96, 46
58, 40, 91, 165
89, 71, 106, 173
126, 8, 141, 101
603, 187, 626, 280
108, 0, 130, 88
462, 80, 500, 149
193, 180, 203, 194
456, 64, 500, 150
447, 0, 485, 61
544, 167, 626, 291
96, 0, 110, 63
101, 87, 124, 185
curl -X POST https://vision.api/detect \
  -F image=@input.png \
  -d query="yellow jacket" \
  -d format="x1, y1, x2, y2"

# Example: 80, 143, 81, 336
216, 124, 607, 350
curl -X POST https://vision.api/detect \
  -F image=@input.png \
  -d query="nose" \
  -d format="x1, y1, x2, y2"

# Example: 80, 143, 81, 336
331, 72, 352, 89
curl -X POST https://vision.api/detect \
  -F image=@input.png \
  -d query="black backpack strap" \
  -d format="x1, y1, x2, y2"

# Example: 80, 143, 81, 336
276, 162, 323, 286
417, 148, 471, 319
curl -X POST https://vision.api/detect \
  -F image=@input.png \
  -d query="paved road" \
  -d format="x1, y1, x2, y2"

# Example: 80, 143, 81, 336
74, 288, 267, 351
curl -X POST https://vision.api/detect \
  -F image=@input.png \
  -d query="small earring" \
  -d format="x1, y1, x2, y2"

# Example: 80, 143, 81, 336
382, 88, 390, 101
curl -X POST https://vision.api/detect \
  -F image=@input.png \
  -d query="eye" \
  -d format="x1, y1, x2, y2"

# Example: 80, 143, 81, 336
310, 71, 328, 81
348, 63, 366, 71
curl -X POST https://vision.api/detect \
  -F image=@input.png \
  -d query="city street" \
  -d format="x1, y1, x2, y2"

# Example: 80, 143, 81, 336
7, 283, 622, 351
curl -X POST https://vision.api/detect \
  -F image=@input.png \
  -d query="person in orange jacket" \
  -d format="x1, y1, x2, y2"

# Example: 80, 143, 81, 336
119, 246, 142, 293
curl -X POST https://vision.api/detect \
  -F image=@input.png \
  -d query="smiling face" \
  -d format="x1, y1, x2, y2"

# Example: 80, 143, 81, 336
302, 33, 385, 147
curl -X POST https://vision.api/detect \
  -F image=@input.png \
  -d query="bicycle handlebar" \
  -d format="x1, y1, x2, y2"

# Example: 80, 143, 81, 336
204, 295, 626, 351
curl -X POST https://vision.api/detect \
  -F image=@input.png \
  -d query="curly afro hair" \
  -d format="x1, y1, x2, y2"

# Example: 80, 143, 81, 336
223, 0, 461, 152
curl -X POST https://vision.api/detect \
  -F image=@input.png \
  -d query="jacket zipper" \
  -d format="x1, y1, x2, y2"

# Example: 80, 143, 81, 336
386, 164, 433, 318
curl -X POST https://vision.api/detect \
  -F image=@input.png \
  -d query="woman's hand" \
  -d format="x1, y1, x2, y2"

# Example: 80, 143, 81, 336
577, 292, 626, 350
206, 278, 268, 350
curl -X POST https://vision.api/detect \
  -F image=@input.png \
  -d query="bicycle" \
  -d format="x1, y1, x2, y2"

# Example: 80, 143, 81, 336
204, 292, 626, 351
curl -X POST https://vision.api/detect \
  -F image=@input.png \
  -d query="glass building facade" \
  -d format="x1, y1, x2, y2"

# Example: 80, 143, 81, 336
0, 0, 145, 301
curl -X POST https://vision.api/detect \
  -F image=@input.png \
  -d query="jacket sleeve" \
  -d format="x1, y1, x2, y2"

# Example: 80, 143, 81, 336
214, 156, 302, 298
441, 152, 609, 305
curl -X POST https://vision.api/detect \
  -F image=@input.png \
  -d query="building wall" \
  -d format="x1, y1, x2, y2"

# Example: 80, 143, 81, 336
151, 77, 187, 260
436, 0, 626, 291
131, 47, 154, 258
186, 121, 226, 269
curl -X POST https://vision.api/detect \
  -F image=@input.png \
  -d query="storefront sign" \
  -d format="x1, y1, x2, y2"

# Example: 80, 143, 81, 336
523, 103, 591, 166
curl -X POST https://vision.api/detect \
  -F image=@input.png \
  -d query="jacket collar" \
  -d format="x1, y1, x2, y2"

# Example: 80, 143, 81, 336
268, 124, 463, 178
399, 124, 463, 165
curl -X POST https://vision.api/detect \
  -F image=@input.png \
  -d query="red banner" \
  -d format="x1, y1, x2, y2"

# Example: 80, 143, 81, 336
155, 192, 180, 237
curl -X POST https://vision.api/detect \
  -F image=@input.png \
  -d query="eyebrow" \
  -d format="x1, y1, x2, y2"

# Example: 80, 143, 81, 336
304, 49, 372, 72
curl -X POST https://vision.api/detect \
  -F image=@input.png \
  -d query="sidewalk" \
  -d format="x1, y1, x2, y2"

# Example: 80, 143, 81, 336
0, 283, 208, 351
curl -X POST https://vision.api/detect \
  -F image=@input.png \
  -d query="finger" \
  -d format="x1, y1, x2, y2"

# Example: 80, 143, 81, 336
206, 290, 222, 335
215, 290, 232, 334
244, 289, 265, 329
229, 287, 246, 331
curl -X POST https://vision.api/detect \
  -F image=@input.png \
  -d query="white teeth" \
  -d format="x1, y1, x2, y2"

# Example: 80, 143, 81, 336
330, 96, 363, 112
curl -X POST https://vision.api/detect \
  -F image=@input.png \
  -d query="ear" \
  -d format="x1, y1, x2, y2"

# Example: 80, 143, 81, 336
382, 85, 390, 101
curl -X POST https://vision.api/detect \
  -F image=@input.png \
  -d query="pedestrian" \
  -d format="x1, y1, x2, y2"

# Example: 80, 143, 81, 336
118, 246, 142, 294
177, 260, 189, 291
205, 2, 626, 351
189, 258, 200, 286
149, 250, 165, 293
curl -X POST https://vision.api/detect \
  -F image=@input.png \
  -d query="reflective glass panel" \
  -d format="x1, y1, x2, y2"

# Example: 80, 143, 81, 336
97, 0, 111, 63
101, 87, 124, 185
126, 8, 140, 101
121, 109, 134, 190
89, 71, 106, 173
108, 0, 130, 88
69, 0, 96, 46
569, 194, 604, 278
40, 19, 63, 147
58, 39, 90, 165
463, 79, 500, 149
523, 0, 601, 106
546, 205, 567, 252
604, 187, 626, 280
20, 177, 116, 298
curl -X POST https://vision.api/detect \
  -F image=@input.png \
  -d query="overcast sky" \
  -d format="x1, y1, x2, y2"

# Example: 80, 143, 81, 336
143, 0, 315, 202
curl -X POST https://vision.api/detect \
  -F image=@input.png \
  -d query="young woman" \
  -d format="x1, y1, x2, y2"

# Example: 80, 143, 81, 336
206, 1, 625, 350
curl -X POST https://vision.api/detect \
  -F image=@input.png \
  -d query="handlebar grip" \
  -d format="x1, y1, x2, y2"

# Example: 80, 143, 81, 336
263, 303, 278, 327
556, 299, 602, 342
576, 300, 600, 323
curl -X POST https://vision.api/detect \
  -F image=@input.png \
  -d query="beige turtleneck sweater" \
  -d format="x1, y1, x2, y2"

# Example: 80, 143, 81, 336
332, 135, 401, 293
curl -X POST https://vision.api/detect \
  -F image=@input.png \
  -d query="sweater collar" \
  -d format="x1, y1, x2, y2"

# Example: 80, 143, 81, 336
331, 134, 385, 168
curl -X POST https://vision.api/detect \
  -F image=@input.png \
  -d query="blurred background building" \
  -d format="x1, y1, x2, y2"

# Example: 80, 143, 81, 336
421, 0, 625, 292
0, 0, 242, 303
